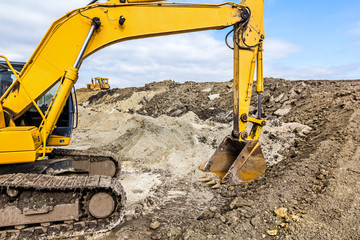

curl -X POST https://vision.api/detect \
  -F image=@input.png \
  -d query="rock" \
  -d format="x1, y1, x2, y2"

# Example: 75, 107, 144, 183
220, 215, 227, 223
125, 214, 134, 221
288, 224, 295, 232
294, 88, 303, 94
250, 215, 262, 229
291, 214, 301, 222
274, 207, 288, 218
208, 94, 220, 100
202, 88, 212, 92
203, 210, 215, 219
316, 174, 325, 180
167, 227, 181, 238
229, 199, 237, 210
229, 216, 239, 228
183, 230, 194, 240
210, 206, 218, 213
280, 223, 288, 229
150, 221, 161, 230
274, 108, 291, 116
269, 133, 277, 140
274, 93, 284, 103
151, 233, 162, 240
229, 198, 255, 210
266, 229, 278, 236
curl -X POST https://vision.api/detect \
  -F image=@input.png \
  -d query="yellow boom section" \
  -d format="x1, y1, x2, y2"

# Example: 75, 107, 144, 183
1, 1, 245, 120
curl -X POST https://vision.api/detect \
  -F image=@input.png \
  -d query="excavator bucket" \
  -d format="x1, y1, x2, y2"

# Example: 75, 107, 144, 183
200, 136, 266, 185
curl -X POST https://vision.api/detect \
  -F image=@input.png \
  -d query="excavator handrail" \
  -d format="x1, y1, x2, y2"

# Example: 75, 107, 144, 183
0, 55, 50, 160
0, 55, 45, 120
0, 56, 20, 103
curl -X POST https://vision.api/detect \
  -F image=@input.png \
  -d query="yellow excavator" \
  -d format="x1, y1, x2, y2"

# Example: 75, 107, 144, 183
0, 0, 266, 238
87, 77, 110, 90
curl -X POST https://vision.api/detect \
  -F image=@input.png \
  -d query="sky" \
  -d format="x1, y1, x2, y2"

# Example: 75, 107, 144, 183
0, 0, 359, 88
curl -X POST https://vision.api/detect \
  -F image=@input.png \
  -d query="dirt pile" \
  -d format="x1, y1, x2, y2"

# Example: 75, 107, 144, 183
71, 78, 360, 239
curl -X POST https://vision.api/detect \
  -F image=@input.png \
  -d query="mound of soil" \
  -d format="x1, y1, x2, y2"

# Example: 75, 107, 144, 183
72, 78, 360, 239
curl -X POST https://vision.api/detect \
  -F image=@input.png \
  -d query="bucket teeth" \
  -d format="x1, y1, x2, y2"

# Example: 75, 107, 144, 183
211, 183, 221, 189
206, 180, 216, 185
201, 177, 211, 182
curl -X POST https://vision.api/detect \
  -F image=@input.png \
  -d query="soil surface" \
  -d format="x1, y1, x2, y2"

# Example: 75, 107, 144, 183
71, 78, 360, 240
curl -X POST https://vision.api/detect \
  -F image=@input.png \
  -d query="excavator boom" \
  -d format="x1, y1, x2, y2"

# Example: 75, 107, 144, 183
1, 2, 245, 120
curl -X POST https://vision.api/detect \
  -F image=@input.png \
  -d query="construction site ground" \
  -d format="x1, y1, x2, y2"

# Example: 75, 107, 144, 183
72, 78, 360, 239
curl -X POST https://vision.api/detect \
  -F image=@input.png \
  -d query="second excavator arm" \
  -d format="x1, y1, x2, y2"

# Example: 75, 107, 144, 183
0, 0, 266, 185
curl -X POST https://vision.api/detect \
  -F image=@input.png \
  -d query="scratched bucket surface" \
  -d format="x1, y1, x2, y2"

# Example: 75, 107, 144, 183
200, 136, 266, 185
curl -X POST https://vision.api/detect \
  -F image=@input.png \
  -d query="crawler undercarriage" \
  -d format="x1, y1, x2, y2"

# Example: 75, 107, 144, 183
0, 149, 125, 239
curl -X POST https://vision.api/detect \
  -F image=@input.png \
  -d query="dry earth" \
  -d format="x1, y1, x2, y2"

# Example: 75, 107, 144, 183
70, 78, 360, 240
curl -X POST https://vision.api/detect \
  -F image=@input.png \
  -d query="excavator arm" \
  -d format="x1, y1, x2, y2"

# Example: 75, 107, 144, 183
0, 0, 265, 185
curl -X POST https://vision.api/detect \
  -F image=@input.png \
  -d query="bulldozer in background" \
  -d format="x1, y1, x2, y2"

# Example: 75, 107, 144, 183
86, 77, 110, 90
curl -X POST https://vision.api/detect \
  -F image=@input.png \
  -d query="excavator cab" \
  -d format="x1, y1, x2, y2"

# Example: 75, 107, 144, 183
0, 61, 23, 96
0, 61, 77, 146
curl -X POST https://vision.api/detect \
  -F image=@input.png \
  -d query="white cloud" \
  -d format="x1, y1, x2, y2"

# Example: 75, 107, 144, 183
265, 63, 360, 80
349, 21, 360, 35
353, 41, 360, 47
263, 38, 302, 60
79, 32, 233, 88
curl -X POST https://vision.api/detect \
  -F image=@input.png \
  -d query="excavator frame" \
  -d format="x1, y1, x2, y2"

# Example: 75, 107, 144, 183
0, 0, 266, 238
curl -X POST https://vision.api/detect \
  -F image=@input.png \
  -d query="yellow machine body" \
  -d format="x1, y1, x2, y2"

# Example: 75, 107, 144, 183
0, 0, 266, 185
87, 77, 110, 90
47, 135, 71, 146
0, 126, 41, 164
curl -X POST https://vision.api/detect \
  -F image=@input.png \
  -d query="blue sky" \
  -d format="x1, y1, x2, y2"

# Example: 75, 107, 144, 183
0, 0, 359, 88
262, 0, 360, 79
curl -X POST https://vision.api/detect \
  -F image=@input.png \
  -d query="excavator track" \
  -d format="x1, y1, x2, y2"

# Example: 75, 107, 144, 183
0, 173, 126, 239
46, 148, 120, 177
0, 148, 120, 178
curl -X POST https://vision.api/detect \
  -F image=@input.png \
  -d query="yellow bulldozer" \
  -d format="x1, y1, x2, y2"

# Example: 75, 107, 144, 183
86, 77, 110, 90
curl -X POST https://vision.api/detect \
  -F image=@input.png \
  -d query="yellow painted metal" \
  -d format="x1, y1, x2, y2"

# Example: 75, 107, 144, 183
39, 67, 78, 141
249, 122, 263, 140
256, 43, 264, 94
200, 0, 266, 185
222, 140, 266, 185
0, 127, 41, 152
0, 105, 5, 129
87, 77, 110, 90
47, 135, 71, 146
233, 0, 264, 141
0, 127, 41, 164
0, 151, 39, 164
37, 147, 53, 154
127, 0, 166, 3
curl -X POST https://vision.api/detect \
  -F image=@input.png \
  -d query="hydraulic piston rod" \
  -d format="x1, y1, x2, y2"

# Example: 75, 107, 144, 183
39, 17, 101, 141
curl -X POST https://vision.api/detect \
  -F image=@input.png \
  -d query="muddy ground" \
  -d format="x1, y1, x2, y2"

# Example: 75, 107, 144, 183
71, 78, 360, 240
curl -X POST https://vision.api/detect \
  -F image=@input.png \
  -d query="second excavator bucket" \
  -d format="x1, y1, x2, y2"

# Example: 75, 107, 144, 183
200, 136, 266, 185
